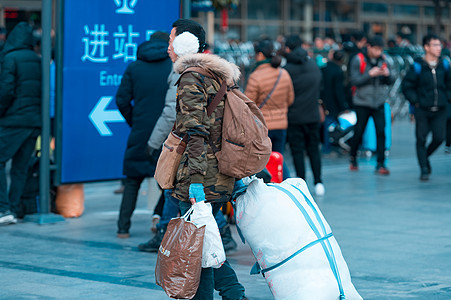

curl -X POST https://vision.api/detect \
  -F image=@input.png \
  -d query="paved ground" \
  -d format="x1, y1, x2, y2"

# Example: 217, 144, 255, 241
1, 119, 451, 300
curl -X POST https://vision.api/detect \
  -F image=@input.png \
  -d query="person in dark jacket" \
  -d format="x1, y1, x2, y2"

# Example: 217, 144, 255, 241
0, 22, 41, 225
348, 36, 394, 175
320, 50, 348, 154
115, 32, 172, 237
284, 35, 325, 197
402, 34, 451, 181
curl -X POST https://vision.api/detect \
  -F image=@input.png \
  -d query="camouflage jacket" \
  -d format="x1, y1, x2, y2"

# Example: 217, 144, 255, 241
172, 53, 241, 202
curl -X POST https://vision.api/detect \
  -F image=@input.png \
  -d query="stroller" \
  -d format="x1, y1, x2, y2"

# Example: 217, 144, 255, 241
327, 111, 357, 152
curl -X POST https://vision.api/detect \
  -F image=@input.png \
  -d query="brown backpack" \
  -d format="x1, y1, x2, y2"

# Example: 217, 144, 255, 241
182, 67, 272, 179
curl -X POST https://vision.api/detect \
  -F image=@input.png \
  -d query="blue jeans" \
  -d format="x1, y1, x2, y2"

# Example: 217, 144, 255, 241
268, 129, 290, 180
156, 190, 180, 230
179, 201, 245, 300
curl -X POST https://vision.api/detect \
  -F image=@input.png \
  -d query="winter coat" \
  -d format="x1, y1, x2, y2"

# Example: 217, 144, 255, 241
116, 39, 172, 177
402, 58, 451, 111
350, 52, 395, 109
284, 47, 322, 124
0, 22, 41, 128
147, 69, 179, 150
172, 53, 240, 202
245, 63, 294, 130
321, 61, 348, 119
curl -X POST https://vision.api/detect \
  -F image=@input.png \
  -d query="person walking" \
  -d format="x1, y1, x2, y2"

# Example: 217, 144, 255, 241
402, 34, 451, 180
245, 38, 294, 180
0, 22, 41, 224
348, 36, 394, 175
283, 34, 325, 196
116, 32, 172, 238
320, 50, 349, 154
160, 19, 247, 300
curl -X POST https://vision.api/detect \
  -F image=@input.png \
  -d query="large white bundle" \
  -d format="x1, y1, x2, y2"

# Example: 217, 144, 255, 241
235, 178, 362, 300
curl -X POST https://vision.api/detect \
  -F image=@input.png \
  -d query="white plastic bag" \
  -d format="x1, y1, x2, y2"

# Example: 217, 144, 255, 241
191, 201, 226, 268
235, 178, 362, 300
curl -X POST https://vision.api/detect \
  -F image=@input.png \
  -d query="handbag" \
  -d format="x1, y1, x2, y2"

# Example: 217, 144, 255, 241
154, 131, 187, 189
191, 201, 226, 268
155, 206, 206, 299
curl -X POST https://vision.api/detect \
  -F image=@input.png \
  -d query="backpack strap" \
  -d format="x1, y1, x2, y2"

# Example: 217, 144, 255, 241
443, 58, 450, 72
413, 61, 421, 75
357, 52, 366, 74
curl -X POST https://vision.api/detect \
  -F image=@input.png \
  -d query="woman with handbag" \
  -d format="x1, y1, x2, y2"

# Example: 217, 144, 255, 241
156, 19, 247, 300
245, 38, 295, 180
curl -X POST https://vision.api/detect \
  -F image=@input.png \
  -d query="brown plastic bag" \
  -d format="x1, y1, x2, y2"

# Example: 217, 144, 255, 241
154, 131, 187, 189
55, 184, 84, 218
155, 207, 205, 299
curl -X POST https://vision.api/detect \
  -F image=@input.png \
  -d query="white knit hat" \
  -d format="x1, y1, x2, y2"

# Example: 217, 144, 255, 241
173, 31, 200, 57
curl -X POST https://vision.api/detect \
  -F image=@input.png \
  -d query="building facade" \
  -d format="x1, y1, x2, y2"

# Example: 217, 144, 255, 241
192, 0, 450, 44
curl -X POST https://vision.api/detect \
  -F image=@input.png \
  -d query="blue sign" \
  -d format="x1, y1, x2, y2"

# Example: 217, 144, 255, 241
60, 0, 180, 183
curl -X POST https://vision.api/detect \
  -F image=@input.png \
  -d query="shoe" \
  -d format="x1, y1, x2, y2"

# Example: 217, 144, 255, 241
314, 183, 325, 196
220, 224, 237, 253
0, 211, 17, 225
445, 146, 451, 154
117, 229, 130, 238
349, 157, 358, 171
420, 169, 429, 181
223, 295, 248, 300
151, 214, 160, 233
138, 228, 165, 252
114, 185, 125, 194
375, 164, 390, 175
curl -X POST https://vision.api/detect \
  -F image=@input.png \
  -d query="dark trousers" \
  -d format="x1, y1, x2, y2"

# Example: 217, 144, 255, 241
117, 176, 145, 232
287, 122, 322, 184
414, 108, 447, 171
446, 118, 451, 147
350, 105, 386, 164
268, 129, 290, 180
179, 201, 245, 300
0, 127, 39, 215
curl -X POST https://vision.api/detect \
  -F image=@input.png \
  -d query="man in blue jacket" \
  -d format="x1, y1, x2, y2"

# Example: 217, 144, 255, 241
0, 22, 41, 225
402, 34, 451, 181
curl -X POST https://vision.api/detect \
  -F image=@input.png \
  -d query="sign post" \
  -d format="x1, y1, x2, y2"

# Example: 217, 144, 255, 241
56, 0, 180, 184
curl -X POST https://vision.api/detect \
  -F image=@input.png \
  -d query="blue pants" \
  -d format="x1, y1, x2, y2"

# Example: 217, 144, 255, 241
179, 201, 245, 300
268, 129, 290, 180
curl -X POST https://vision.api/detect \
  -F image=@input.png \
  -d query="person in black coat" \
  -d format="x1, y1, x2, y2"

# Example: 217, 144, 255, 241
402, 33, 451, 181
283, 35, 325, 196
116, 32, 172, 237
320, 50, 348, 153
0, 22, 41, 224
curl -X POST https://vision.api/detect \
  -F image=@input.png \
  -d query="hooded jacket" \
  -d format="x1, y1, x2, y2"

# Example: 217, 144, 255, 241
245, 62, 294, 130
0, 22, 41, 128
172, 53, 240, 202
350, 51, 395, 109
284, 47, 322, 124
402, 58, 451, 111
116, 39, 172, 177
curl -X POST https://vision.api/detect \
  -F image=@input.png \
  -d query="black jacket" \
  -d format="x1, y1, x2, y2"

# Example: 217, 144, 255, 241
116, 39, 172, 177
0, 22, 42, 128
402, 58, 451, 110
321, 61, 348, 119
284, 47, 322, 124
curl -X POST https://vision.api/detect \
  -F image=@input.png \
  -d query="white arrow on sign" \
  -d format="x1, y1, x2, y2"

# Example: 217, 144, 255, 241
89, 96, 125, 136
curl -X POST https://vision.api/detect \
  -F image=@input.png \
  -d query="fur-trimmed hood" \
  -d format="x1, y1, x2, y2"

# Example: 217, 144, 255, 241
174, 53, 241, 85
